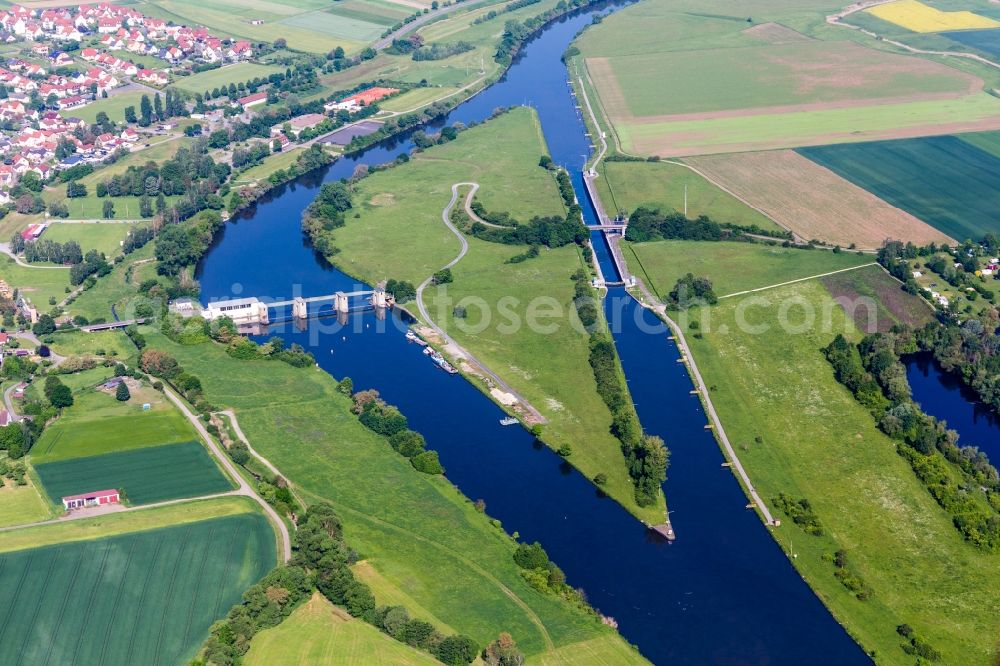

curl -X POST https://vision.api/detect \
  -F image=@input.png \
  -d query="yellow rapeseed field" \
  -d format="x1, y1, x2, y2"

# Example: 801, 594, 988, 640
866, 0, 1000, 32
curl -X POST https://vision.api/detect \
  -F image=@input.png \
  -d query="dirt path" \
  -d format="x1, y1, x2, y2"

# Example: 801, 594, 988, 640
414, 182, 547, 425
163, 386, 292, 562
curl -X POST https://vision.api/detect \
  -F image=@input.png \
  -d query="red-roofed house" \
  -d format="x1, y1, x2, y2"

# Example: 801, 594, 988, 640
237, 91, 267, 109
62, 489, 120, 511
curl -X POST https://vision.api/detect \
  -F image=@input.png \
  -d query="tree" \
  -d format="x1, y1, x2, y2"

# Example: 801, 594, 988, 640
154, 224, 197, 276
482, 633, 524, 666
49, 383, 73, 409
139, 94, 152, 126
433, 635, 477, 665
20, 171, 42, 192
66, 181, 87, 198
410, 450, 443, 474
115, 381, 131, 402
33, 314, 56, 335
124, 105, 137, 124
102, 199, 115, 219
153, 92, 163, 121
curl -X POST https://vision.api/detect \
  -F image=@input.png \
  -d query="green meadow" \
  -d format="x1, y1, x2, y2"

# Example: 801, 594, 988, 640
0, 512, 274, 666
40, 223, 132, 256
142, 326, 644, 662
172, 62, 284, 94
44, 329, 137, 361
0, 254, 71, 308
685, 277, 1000, 663
625, 240, 872, 300
595, 160, 781, 230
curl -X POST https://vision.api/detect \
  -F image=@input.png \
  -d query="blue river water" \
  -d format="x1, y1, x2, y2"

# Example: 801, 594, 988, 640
196, 3, 866, 663
906, 353, 1000, 463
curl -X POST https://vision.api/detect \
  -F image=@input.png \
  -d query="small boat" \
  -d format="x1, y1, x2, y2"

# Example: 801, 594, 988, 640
423, 347, 433, 355
405, 330, 417, 341
499, 417, 518, 426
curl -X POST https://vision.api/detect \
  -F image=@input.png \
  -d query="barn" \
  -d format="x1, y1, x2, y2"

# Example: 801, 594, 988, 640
62, 489, 120, 511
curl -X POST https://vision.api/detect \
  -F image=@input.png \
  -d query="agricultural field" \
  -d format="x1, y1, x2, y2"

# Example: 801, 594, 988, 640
576, 0, 1000, 155
686, 277, 1000, 663
136, 0, 383, 54
865, 0, 1000, 32
141, 326, 643, 661
0, 254, 71, 309
32, 384, 195, 463
683, 150, 953, 248
594, 160, 781, 231
942, 27, 1000, 58
820, 263, 935, 332
798, 134, 1000, 241
244, 594, 439, 666
62, 91, 146, 125
40, 223, 132, 256
0, 511, 274, 666
379, 86, 459, 112
171, 62, 284, 95
624, 240, 872, 301
34, 441, 233, 506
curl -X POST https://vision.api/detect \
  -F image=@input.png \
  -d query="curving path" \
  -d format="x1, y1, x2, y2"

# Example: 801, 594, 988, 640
163, 386, 292, 562
216, 409, 308, 509
0, 243, 68, 269
415, 182, 547, 424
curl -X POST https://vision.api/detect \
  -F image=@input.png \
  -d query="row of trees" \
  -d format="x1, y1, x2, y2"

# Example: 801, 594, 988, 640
301, 181, 352, 257
572, 269, 669, 506
347, 382, 445, 475
624, 207, 787, 243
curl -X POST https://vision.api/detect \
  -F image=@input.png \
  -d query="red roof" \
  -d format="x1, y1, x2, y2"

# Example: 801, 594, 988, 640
61, 489, 119, 502
0, 333, 8, 343
238, 91, 266, 106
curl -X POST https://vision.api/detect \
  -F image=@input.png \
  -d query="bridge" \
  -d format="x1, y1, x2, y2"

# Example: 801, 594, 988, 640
202, 289, 391, 326
585, 223, 627, 232
80, 318, 148, 332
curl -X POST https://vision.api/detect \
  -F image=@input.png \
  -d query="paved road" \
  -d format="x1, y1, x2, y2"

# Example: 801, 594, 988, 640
163, 386, 292, 562
415, 182, 547, 424
3, 383, 21, 422
0, 243, 67, 269
373, 0, 488, 50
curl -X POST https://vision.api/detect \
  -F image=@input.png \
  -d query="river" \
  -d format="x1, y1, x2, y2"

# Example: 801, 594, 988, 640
195, 3, 866, 663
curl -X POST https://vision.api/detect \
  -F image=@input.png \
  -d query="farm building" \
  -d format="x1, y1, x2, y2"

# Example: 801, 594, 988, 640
325, 86, 399, 113
62, 489, 120, 510
20, 222, 47, 241
237, 91, 267, 109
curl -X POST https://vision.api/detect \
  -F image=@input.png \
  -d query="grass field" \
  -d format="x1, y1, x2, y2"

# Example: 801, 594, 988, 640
594, 160, 781, 231
624, 240, 872, 300
0, 511, 274, 665
686, 278, 1000, 663
351, 560, 456, 632
330, 108, 662, 521
379, 86, 458, 112
44, 328, 137, 360
62, 91, 146, 125
142, 327, 643, 661
798, 134, 1000, 241
245, 593, 439, 666
35, 441, 233, 506
683, 150, 953, 248
32, 386, 196, 463
0, 476, 52, 527
866, 0, 1000, 32
171, 62, 284, 95
234, 147, 306, 185
66, 244, 157, 323
0, 254, 71, 309
41, 223, 132, 256
576, 0, 1000, 156
138, 0, 369, 54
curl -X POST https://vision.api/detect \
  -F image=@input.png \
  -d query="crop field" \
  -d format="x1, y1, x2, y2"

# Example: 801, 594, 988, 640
0, 254, 71, 308
245, 594, 439, 666
687, 279, 1000, 662
279, 9, 385, 43
32, 388, 196, 463
35, 441, 232, 505
820, 264, 934, 332
624, 240, 872, 300
866, 0, 1000, 32
798, 134, 1000, 241
587, 40, 978, 119
684, 150, 953, 247
172, 62, 283, 94
138, 0, 369, 54
0, 512, 274, 666
942, 26, 1000, 57
378, 86, 458, 112
594, 160, 781, 231
41, 223, 132, 256
577, 0, 1000, 155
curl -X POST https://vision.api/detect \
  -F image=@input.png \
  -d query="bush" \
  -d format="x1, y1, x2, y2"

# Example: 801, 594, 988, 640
410, 450, 444, 474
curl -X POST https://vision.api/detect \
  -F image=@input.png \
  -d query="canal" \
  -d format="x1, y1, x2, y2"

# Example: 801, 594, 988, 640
196, 2, 866, 663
